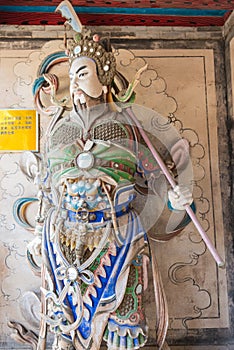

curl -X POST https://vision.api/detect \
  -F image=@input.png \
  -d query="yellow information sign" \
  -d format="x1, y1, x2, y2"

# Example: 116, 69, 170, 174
0, 109, 38, 152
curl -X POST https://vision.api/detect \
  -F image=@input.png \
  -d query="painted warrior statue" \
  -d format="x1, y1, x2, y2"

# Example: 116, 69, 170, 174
12, 1, 199, 350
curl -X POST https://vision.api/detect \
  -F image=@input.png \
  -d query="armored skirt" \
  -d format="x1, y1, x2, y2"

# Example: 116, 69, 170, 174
42, 193, 148, 350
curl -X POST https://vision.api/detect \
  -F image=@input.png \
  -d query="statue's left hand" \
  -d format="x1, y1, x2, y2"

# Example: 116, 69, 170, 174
168, 185, 193, 211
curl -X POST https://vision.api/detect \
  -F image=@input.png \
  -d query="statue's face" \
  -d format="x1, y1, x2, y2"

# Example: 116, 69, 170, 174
69, 57, 104, 108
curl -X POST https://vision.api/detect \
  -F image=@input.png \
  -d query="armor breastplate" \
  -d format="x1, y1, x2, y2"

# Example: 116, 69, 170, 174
46, 109, 138, 183
49, 117, 132, 150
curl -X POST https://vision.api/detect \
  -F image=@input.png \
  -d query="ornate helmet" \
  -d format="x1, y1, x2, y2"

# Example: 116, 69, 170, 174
32, 0, 144, 115
56, 0, 116, 86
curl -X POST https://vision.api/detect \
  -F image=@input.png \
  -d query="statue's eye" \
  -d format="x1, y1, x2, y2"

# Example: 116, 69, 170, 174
78, 71, 88, 79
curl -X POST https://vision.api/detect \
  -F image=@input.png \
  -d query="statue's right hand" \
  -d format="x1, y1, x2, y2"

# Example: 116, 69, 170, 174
27, 236, 42, 256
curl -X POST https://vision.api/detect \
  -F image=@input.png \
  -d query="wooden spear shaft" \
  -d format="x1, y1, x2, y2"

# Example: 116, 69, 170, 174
127, 107, 225, 267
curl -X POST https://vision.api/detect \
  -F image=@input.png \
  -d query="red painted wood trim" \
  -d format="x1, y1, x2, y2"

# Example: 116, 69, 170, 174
0, 12, 227, 26
0, 0, 233, 10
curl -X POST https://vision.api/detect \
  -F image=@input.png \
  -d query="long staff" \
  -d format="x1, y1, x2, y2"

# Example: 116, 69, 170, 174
127, 107, 225, 267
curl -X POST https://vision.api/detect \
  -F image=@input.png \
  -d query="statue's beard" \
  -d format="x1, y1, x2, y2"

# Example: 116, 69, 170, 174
73, 89, 105, 111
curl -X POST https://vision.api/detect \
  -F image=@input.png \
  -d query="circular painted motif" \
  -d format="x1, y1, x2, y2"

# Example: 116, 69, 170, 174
76, 152, 94, 170
66, 266, 78, 281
